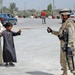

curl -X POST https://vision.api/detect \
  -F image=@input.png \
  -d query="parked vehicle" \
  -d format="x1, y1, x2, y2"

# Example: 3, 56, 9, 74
0, 13, 17, 25
18, 15, 23, 18
70, 12, 75, 22
57, 16, 60, 19
30, 16, 34, 19
52, 15, 56, 19
23, 16, 26, 18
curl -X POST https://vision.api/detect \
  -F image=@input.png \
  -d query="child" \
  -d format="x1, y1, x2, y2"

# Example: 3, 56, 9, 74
0, 22, 21, 66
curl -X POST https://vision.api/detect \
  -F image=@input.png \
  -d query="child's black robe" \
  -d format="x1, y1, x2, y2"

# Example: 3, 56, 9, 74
2, 30, 20, 62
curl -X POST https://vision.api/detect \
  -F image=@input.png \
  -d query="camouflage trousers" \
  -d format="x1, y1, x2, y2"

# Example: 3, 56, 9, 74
60, 49, 67, 71
60, 49, 74, 72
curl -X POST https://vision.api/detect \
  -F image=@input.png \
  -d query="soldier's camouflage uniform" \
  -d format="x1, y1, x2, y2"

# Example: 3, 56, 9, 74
51, 18, 75, 75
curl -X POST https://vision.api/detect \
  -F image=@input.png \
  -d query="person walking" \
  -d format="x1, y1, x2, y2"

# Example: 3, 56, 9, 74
41, 10, 47, 24
47, 9, 75, 75
0, 22, 21, 67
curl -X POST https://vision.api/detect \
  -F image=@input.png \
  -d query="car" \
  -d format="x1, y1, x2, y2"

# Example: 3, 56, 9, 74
70, 12, 75, 22
56, 16, 60, 19
52, 15, 56, 19
30, 16, 34, 19
0, 13, 17, 25
18, 15, 23, 18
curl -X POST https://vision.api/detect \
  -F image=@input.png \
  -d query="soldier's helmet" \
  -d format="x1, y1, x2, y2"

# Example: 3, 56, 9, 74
59, 8, 72, 15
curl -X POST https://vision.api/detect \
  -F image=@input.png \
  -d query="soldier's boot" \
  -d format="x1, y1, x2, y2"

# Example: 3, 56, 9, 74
72, 71, 75, 75
61, 68, 64, 70
73, 73, 75, 75
62, 71, 67, 75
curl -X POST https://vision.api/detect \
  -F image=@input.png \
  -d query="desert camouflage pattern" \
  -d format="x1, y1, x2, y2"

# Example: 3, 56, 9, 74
51, 18, 75, 75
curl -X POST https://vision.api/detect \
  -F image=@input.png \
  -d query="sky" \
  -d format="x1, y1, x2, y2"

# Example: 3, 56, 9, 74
2, 0, 75, 10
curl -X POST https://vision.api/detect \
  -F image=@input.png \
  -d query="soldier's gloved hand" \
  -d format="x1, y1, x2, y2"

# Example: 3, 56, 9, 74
47, 27, 52, 33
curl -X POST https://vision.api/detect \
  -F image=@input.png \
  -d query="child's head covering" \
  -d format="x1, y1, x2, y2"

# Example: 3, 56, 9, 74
3, 22, 13, 28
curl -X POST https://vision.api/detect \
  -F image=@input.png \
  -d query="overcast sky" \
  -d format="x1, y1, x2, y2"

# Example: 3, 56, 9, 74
3, 0, 75, 10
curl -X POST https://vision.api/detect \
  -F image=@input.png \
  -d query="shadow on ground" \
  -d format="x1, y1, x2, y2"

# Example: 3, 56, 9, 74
26, 71, 54, 75
0, 64, 5, 67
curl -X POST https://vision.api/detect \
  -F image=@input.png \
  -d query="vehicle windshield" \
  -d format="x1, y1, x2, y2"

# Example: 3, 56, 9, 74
7, 14, 13, 18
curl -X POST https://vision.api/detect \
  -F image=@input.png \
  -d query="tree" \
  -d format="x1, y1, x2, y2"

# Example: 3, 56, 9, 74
47, 4, 52, 16
9, 3, 17, 14
2, 6, 9, 13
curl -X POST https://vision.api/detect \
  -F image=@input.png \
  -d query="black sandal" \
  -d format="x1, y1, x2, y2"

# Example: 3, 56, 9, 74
9, 62, 15, 66
5, 63, 9, 67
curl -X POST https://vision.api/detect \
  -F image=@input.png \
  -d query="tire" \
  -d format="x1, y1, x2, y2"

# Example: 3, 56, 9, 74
14, 23, 17, 25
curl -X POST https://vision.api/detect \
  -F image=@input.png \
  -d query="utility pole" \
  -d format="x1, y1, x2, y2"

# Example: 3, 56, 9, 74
53, 0, 55, 15
73, 5, 75, 11
24, 0, 26, 16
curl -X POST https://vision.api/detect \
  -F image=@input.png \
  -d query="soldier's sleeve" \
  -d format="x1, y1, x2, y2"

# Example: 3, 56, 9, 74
50, 26, 65, 37
51, 30, 59, 36
68, 23, 74, 42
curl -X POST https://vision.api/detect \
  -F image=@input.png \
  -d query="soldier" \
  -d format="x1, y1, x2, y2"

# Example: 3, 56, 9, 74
47, 9, 75, 75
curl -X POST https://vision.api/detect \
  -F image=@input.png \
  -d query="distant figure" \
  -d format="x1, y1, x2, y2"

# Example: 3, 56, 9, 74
41, 10, 47, 24
0, 21, 3, 65
0, 22, 21, 67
